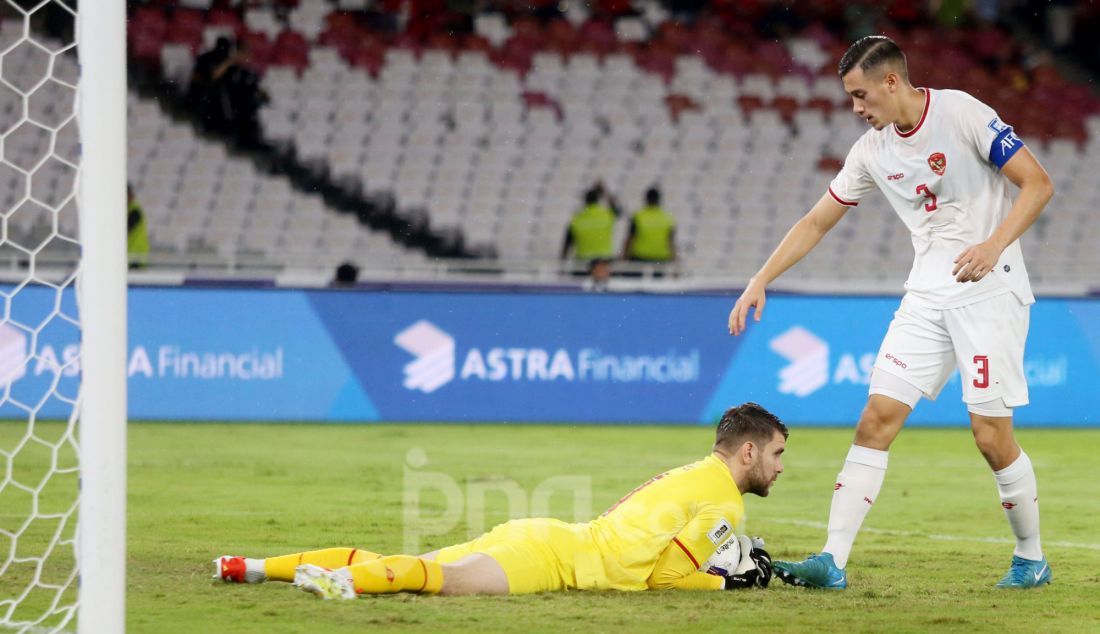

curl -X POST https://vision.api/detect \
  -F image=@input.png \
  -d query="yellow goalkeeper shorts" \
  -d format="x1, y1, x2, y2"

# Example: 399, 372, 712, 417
435, 518, 587, 594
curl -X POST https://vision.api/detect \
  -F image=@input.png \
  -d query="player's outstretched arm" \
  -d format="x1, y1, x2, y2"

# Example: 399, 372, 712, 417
728, 193, 849, 335
646, 540, 725, 590
953, 147, 1054, 283
647, 535, 773, 590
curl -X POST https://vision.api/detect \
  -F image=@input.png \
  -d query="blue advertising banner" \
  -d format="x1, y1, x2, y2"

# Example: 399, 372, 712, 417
1, 286, 1097, 426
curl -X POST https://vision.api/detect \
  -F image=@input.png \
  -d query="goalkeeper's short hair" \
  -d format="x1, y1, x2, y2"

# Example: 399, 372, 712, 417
714, 403, 788, 452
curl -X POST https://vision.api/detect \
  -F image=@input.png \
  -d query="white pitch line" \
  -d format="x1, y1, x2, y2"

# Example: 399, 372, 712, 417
772, 518, 1100, 551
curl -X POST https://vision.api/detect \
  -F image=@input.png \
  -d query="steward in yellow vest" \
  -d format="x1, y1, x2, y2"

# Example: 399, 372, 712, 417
561, 184, 621, 261
127, 184, 150, 269
623, 187, 676, 262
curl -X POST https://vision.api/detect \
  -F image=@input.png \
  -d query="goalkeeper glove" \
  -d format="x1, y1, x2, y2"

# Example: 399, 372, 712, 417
723, 535, 772, 589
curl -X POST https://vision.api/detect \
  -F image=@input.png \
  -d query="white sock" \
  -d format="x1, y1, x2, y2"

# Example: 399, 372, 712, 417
823, 445, 888, 569
244, 558, 267, 583
993, 450, 1043, 561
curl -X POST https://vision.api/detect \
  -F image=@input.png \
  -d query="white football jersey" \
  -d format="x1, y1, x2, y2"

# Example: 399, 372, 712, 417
829, 88, 1034, 309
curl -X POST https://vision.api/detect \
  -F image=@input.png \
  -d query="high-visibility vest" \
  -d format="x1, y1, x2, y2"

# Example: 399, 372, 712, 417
628, 206, 675, 261
127, 200, 150, 263
569, 204, 616, 259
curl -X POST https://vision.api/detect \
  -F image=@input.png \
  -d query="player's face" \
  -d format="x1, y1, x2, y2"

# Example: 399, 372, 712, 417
746, 431, 786, 497
842, 67, 896, 131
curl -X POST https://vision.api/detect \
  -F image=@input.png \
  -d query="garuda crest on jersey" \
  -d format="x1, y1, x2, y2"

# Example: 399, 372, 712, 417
927, 152, 947, 176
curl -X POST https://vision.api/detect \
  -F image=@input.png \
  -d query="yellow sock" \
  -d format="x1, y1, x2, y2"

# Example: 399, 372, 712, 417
347, 555, 444, 595
264, 548, 382, 582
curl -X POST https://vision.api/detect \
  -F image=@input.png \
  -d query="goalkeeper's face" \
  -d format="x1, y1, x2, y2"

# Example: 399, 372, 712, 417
745, 432, 786, 497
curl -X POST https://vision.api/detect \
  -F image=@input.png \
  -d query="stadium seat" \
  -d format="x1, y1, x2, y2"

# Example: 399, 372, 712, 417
109, 0, 1100, 285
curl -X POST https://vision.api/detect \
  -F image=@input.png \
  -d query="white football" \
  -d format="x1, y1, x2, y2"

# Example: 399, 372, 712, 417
700, 535, 741, 576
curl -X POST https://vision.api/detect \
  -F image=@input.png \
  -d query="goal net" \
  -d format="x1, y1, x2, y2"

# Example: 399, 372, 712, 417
0, 2, 126, 633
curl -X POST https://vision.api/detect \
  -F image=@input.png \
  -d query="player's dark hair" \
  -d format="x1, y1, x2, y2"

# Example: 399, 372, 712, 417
714, 402, 788, 452
838, 35, 908, 80
645, 187, 660, 206
584, 187, 601, 205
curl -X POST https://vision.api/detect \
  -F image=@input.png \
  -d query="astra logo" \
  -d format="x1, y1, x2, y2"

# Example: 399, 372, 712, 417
394, 320, 456, 394
0, 322, 28, 388
394, 321, 701, 393
769, 327, 829, 397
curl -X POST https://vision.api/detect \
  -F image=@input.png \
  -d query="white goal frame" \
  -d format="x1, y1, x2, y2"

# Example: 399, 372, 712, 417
76, 2, 127, 633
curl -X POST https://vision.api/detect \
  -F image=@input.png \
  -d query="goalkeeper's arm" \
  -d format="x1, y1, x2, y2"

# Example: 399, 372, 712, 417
646, 541, 725, 590
646, 535, 772, 591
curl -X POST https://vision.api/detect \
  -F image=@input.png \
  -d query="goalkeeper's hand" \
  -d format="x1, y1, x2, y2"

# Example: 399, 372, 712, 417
723, 536, 772, 589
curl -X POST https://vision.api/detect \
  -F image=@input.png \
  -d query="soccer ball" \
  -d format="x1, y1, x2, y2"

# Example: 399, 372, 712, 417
700, 535, 742, 576
700, 535, 765, 576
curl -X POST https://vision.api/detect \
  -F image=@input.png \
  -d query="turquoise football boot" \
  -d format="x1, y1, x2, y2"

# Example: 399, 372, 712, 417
773, 552, 848, 589
995, 555, 1052, 589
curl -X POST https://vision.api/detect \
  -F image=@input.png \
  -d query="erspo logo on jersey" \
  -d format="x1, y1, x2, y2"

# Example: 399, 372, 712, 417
394, 320, 700, 393
769, 327, 830, 397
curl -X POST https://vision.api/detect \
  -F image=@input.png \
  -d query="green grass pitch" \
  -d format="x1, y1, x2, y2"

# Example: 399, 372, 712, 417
4, 422, 1100, 633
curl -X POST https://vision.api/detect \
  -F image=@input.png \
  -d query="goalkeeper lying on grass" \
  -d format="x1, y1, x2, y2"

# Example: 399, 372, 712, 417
214, 402, 785, 598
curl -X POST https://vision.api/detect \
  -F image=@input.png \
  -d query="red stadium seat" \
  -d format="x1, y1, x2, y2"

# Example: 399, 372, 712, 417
206, 8, 244, 35
772, 96, 800, 124
425, 31, 459, 55
655, 21, 691, 55
636, 45, 676, 83
715, 43, 756, 78
578, 19, 617, 57
238, 31, 273, 73
665, 94, 701, 122
737, 95, 766, 117
269, 45, 308, 73
173, 9, 206, 35
164, 23, 204, 52
349, 46, 385, 77
546, 19, 579, 57
522, 91, 563, 120
493, 36, 536, 76
131, 7, 169, 37
806, 96, 835, 117
462, 34, 494, 54
129, 32, 165, 69
274, 30, 309, 58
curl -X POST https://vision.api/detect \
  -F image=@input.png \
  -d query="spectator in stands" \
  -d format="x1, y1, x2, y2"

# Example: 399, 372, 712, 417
334, 262, 360, 286
127, 184, 149, 269
561, 182, 621, 262
221, 40, 267, 147
622, 186, 677, 267
584, 258, 613, 292
189, 37, 266, 147
189, 37, 235, 128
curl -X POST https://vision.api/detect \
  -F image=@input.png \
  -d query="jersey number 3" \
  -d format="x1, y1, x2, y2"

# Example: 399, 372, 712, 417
916, 184, 938, 212
973, 355, 989, 389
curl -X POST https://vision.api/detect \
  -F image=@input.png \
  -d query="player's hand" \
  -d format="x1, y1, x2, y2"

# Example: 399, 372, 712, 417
723, 545, 772, 589
952, 240, 1003, 283
729, 281, 766, 336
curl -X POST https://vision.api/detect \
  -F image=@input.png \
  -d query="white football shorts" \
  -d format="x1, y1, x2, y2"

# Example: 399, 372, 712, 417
870, 291, 1030, 408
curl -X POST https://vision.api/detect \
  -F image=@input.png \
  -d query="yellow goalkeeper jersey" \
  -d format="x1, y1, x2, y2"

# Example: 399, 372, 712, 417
576, 454, 745, 591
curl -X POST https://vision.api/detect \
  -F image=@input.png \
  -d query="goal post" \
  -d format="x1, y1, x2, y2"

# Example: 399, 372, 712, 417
0, 0, 126, 630
76, 0, 128, 632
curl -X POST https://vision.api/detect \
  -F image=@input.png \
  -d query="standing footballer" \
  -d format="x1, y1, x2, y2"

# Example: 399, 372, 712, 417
728, 35, 1054, 590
